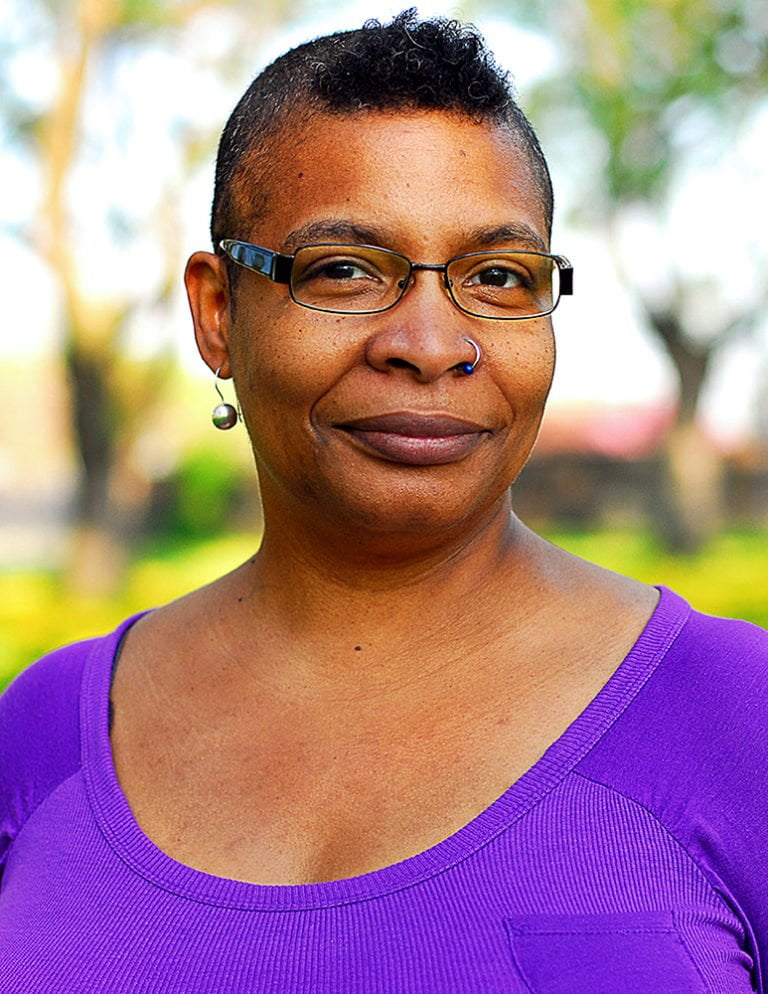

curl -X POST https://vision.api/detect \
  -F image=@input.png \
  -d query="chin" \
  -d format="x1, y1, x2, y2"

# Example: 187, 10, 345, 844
323, 474, 510, 544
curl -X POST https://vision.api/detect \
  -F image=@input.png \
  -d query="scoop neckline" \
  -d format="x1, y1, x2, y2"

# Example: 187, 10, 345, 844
81, 585, 689, 912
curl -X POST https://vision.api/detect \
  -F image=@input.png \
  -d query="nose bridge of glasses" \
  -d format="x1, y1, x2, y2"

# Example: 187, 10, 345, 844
403, 261, 453, 299
371, 259, 456, 326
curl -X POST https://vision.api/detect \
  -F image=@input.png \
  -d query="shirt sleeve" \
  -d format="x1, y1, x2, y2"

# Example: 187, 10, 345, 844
0, 643, 86, 878
578, 610, 768, 992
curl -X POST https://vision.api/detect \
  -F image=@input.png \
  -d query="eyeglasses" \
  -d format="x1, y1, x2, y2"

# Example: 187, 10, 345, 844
218, 239, 573, 320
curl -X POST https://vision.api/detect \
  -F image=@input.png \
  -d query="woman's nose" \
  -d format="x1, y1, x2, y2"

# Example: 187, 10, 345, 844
364, 273, 477, 383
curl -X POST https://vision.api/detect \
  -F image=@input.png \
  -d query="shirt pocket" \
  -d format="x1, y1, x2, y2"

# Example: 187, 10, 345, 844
504, 912, 706, 994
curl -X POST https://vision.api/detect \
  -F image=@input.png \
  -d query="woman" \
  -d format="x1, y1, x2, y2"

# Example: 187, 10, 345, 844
2, 11, 767, 993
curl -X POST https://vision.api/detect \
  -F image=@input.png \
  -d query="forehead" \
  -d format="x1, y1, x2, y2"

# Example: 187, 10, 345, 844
237, 111, 549, 254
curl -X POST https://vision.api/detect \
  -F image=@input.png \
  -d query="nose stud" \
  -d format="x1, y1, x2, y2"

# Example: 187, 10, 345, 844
458, 337, 481, 375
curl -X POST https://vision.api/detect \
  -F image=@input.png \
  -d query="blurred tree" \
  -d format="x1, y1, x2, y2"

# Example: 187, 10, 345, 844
478, 0, 768, 550
0, 0, 310, 590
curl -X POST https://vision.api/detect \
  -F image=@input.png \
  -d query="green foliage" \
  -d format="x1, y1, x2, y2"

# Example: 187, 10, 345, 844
158, 447, 251, 540
490, 0, 768, 207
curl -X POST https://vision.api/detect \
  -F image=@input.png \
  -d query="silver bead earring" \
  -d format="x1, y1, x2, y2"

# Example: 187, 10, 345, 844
211, 366, 239, 430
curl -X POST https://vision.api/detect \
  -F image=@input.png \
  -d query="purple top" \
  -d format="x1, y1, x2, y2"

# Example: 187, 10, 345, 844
1, 586, 767, 992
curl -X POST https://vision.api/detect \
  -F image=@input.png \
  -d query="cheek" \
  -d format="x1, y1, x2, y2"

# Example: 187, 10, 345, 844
495, 327, 556, 411
229, 304, 352, 447
537, 338, 557, 396
230, 295, 308, 396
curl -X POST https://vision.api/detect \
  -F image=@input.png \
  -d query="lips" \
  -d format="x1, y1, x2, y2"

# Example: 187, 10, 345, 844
335, 412, 489, 466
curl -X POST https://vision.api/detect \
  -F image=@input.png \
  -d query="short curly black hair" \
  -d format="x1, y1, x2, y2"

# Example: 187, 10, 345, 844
211, 9, 554, 251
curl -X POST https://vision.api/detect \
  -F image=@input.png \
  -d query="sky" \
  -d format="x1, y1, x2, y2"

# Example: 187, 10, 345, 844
2, 0, 766, 447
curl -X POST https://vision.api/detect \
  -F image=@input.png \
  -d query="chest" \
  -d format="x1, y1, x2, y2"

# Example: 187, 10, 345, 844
113, 680, 560, 884
110, 663, 585, 885
108, 585, 655, 887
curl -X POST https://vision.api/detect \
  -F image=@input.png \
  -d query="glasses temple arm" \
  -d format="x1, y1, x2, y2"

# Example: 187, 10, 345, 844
218, 240, 293, 284
554, 256, 573, 296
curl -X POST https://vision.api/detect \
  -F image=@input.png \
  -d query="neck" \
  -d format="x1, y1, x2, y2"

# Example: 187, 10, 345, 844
227, 496, 552, 690
257, 485, 516, 590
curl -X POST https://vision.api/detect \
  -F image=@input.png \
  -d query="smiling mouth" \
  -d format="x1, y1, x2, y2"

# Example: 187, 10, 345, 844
335, 413, 489, 466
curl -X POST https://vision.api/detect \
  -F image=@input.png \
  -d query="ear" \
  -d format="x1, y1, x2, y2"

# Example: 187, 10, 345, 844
185, 251, 234, 378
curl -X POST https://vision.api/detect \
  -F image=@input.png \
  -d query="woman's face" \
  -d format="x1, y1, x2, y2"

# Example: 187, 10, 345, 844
196, 111, 556, 542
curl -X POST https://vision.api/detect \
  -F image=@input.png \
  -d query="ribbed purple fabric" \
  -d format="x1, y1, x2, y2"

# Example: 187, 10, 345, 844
1, 587, 767, 992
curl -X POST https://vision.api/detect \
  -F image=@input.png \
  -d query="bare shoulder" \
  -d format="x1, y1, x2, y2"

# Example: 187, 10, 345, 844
521, 526, 658, 620
111, 565, 251, 704
508, 528, 661, 679
560, 545, 659, 622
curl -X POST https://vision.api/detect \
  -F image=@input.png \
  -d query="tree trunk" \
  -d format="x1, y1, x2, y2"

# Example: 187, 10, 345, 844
646, 305, 722, 553
63, 340, 125, 592
655, 418, 724, 554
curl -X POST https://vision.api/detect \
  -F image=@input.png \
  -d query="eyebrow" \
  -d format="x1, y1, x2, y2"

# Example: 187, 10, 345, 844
465, 223, 548, 253
281, 218, 548, 255
282, 220, 390, 253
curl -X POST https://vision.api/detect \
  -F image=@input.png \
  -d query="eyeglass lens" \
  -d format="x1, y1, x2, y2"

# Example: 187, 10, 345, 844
289, 245, 559, 317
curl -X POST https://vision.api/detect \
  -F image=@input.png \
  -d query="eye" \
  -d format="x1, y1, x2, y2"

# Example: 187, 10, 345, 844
290, 245, 408, 310
464, 265, 530, 289
315, 261, 369, 280
300, 256, 381, 283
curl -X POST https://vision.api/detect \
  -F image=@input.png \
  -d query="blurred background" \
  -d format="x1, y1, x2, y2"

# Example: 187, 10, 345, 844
1, 0, 767, 686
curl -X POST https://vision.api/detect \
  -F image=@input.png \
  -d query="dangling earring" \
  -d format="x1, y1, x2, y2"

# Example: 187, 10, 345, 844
211, 366, 239, 430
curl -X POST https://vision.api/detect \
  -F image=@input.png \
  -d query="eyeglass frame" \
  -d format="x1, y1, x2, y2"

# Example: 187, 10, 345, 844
218, 238, 573, 320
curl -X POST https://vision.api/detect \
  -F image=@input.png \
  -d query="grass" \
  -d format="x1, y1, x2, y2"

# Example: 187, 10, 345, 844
2, 526, 767, 691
